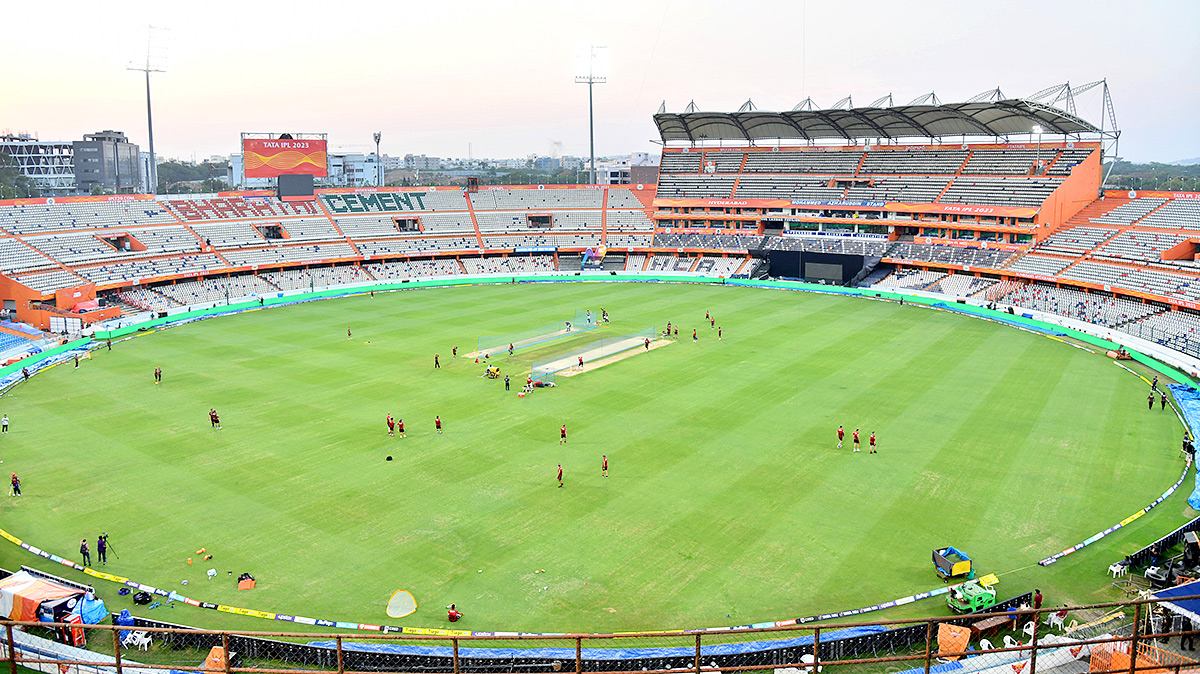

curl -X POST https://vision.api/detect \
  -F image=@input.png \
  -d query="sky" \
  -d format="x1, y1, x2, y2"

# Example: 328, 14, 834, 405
2, 0, 1198, 164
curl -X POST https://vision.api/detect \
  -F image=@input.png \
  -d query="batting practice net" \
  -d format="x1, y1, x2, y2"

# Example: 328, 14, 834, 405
531, 327, 656, 382
476, 309, 597, 355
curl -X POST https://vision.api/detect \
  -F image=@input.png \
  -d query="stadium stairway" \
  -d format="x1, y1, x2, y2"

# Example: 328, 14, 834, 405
1002, 197, 1136, 271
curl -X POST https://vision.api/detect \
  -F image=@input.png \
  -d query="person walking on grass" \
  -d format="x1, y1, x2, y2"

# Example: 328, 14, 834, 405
602, 455, 608, 478
1, 414, 8, 434
79, 539, 91, 566
10, 473, 20, 497
557, 464, 564, 488
837, 425, 844, 449
560, 424, 567, 445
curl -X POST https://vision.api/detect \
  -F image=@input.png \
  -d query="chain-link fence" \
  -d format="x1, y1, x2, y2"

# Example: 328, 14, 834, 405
10, 593, 1200, 674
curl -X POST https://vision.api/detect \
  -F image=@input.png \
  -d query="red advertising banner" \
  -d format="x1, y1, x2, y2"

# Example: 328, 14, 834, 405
242, 139, 328, 178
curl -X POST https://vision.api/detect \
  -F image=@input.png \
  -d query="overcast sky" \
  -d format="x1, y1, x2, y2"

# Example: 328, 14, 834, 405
2, 0, 1197, 163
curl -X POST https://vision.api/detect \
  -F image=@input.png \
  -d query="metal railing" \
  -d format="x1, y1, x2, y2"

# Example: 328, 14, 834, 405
7, 592, 1200, 674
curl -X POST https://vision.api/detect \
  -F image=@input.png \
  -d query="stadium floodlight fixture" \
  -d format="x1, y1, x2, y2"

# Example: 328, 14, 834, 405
373, 132, 382, 187
574, 45, 608, 186
127, 26, 169, 193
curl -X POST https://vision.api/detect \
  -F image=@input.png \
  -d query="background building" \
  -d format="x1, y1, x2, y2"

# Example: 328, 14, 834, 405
0, 134, 75, 195
72, 130, 141, 194
327, 152, 379, 187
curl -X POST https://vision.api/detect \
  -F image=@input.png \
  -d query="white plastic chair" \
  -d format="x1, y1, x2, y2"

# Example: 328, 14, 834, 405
1047, 613, 1066, 630
1023, 621, 1037, 639
979, 638, 994, 653
1003, 635, 1022, 650
799, 653, 822, 674
1109, 563, 1128, 578
122, 630, 151, 651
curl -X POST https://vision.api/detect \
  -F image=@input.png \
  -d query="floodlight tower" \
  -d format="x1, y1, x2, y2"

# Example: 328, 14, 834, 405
575, 46, 607, 185
373, 132, 382, 187
128, 27, 167, 194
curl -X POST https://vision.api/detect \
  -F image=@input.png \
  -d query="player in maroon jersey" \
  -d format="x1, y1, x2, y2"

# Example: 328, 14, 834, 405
692, 329, 697, 342
387, 414, 395, 437
869, 432, 877, 454
347, 327, 352, 340
718, 327, 722, 340
435, 416, 443, 434
602, 455, 608, 478
578, 356, 584, 370
560, 424, 567, 445
396, 418, 405, 438
837, 425, 844, 448
852, 429, 860, 452
1161, 392, 1168, 410
557, 464, 564, 488
1149, 392, 1155, 410
452, 345, 458, 359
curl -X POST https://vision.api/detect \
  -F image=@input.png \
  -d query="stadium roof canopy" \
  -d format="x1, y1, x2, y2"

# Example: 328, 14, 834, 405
654, 96, 1111, 144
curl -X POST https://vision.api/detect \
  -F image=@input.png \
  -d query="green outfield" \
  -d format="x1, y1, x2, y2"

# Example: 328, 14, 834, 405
0, 281, 1188, 634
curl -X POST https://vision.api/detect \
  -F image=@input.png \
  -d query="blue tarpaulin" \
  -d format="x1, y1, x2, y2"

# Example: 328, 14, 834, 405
74, 593, 107, 624
1171, 384, 1200, 509
1152, 578, 1200, 622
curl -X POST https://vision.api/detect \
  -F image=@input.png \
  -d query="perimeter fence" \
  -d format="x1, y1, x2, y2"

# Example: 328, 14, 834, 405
14, 590, 1200, 674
